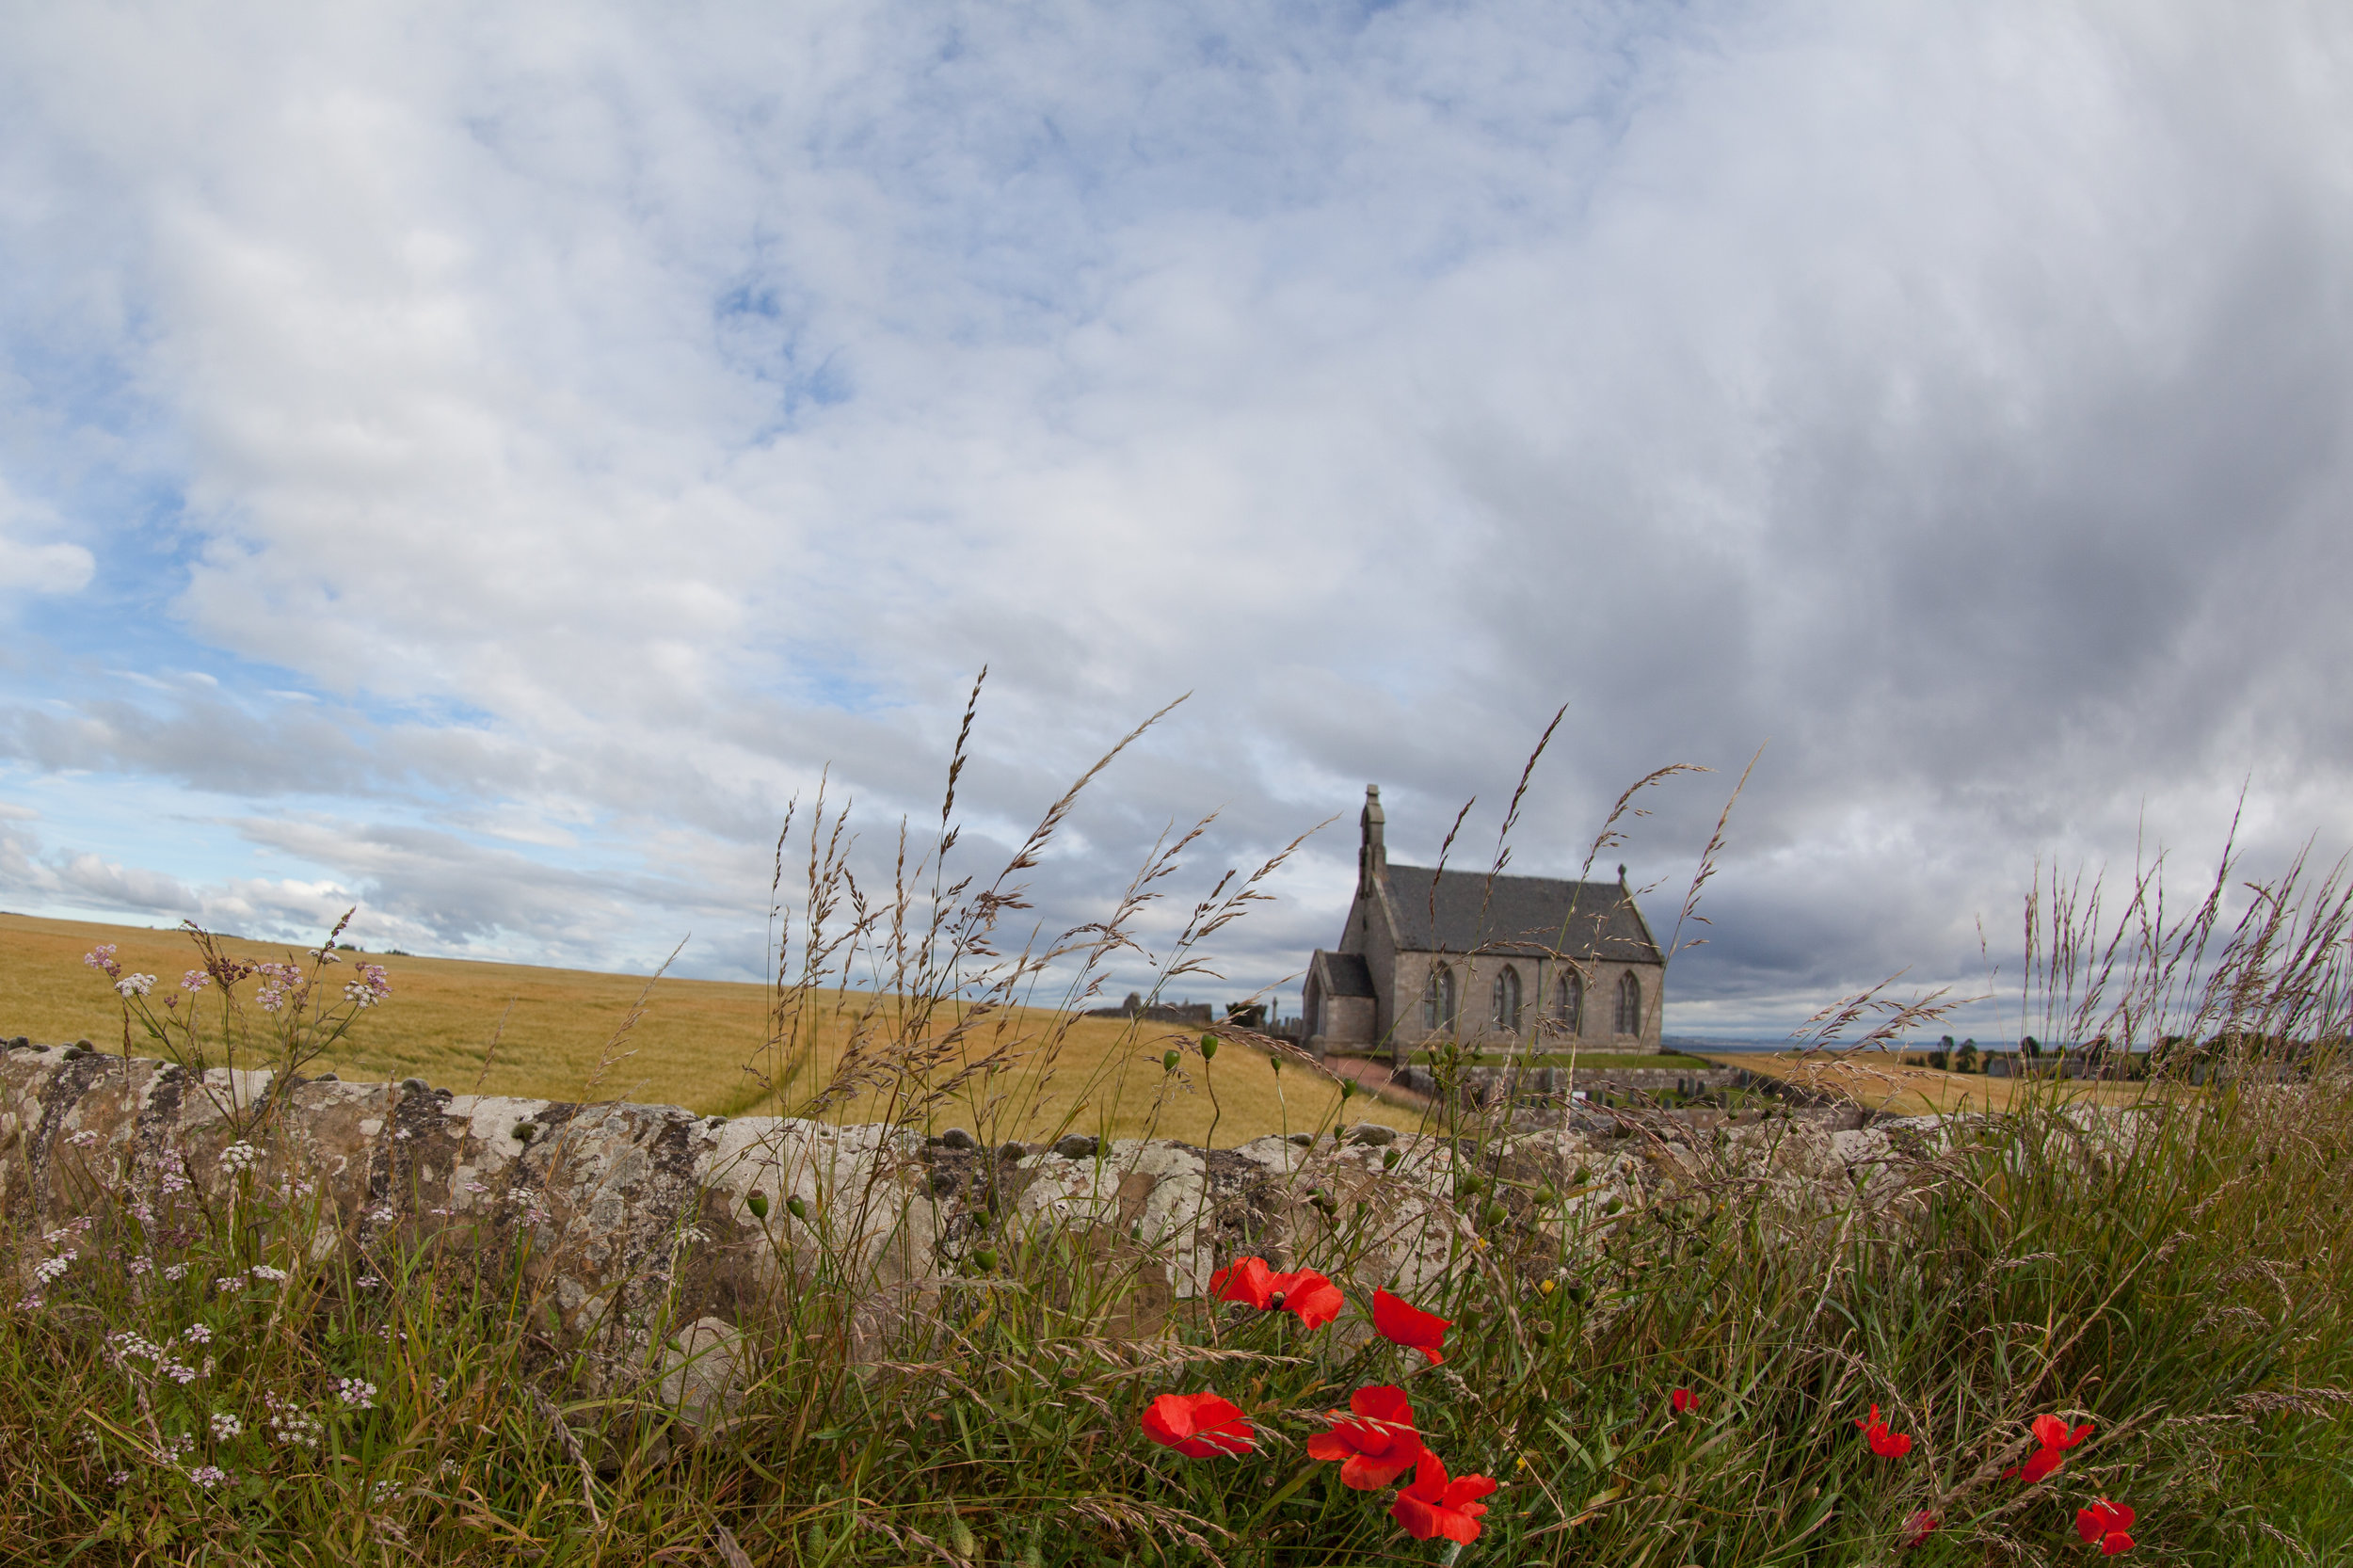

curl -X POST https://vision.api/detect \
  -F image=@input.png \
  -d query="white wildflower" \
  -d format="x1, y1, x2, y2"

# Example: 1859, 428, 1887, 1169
110, 1331, 165, 1362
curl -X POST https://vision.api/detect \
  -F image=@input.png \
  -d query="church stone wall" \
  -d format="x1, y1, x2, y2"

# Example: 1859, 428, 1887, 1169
1388, 953, 1662, 1061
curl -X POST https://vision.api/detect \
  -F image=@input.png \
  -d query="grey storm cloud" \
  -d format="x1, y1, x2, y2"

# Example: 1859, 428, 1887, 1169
1, 2, 2349, 1032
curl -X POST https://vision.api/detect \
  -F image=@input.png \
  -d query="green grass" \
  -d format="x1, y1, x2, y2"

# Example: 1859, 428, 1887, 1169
10, 1052, 2352, 1564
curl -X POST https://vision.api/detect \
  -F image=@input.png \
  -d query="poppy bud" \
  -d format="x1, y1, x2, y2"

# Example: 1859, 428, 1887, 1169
1382, 1149, 1402, 1170
1163, 1050, 1180, 1072
1340, 1081, 1354, 1099
786, 1195, 809, 1222
972, 1247, 999, 1272
1458, 1176, 1485, 1197
745, 1191, 769, 1220
1199, 1035, 1219, 1061
1481, 1200, 1509, 1228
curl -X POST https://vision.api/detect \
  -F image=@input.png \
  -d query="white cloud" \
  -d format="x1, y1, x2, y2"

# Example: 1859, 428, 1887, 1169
1, 3, 2349, 1026
0, 475, 92, 594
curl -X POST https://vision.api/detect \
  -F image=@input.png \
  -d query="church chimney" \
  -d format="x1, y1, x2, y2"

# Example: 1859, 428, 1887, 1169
1359, 785, 1387, 896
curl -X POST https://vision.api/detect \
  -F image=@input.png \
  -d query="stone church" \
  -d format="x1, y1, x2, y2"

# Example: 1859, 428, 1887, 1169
1302, 786, 1666, 1062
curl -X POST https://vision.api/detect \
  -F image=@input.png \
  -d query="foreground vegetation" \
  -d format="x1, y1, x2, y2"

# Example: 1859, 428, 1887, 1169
7, 707, 2352, 1562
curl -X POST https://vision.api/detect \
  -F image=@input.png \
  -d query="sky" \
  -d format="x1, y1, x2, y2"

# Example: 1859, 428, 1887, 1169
2, 2, 2349, 1038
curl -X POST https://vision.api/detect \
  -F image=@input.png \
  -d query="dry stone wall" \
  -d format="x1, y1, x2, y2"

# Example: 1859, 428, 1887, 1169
3, 1041, 1949, 1355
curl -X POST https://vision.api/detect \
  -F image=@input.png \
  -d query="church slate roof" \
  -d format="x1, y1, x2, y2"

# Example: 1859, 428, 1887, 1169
1380, 864, 1663, 962
1310, 951, 1376, 997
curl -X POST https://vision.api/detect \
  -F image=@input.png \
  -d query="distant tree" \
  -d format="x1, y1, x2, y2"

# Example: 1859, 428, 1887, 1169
1929, 1048, 1951, 1072
2023, 1035, 2042, 1059
1956, 1039, 1980, 1074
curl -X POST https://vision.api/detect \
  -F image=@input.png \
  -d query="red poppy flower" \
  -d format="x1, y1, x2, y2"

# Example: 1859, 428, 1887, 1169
2032, 1414, 2094, 1452
1854, 1404, 1913, 1458
1273, 1269, 1346, 1329
1140, 1392, 1256, 1457
1389, 1450, 1497, 1544
2004, 1446, 2062, 1484
1210, 1256, 1277, 1310
1897, 1509, 1937, 1549
1306, 1384, 1424, 1488
2077, 1498, 2136, 1556
2003, 1414, 2093, 1483
1372, 1288, 1452, 1364
1670, 1387, 1698, 1415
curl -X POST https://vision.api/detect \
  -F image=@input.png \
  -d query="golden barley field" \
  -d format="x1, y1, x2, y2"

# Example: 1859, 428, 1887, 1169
1706, 1048, 2155, 1117
0, 911, 1425, 1146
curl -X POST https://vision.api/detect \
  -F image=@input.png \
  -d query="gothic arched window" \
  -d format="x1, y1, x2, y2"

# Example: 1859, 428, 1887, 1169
1555, 972, 1583, 1035
1422, 965, 1458, 1034
1493, 967, 1523, 1034
1615, 971, 1642, 1036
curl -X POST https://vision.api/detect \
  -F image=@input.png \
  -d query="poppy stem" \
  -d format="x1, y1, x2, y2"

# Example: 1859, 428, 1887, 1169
1242, 1459, 1320, 1534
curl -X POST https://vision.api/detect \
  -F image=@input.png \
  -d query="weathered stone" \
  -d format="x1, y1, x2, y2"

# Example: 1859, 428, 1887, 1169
2, 1045, 1979, 1397
934, 1128, 978, 1151
659, 1316, 749, 1428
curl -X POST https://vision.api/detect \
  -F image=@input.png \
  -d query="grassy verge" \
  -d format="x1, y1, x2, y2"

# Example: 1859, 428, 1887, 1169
8, 1044, 2349, 1563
